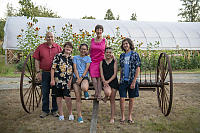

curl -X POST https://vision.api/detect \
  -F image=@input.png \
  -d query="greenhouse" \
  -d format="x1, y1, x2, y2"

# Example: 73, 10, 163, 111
3, 16, 200, 50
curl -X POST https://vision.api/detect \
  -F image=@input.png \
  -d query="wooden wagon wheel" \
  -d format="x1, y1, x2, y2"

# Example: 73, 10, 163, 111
20, 53, 42, 113
156, 53, 173, 116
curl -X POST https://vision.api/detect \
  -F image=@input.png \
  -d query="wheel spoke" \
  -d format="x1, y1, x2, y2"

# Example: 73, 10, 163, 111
32, 86, 35, 111
28, 87, 33, 112
164, 70, 169, 81
24, 73, 32, 81
25, 85, 32, 106
26, 63, 33, 78
23, 85, 32, 97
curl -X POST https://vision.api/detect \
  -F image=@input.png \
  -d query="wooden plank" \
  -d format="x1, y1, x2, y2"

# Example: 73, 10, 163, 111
90, 100, 99, 133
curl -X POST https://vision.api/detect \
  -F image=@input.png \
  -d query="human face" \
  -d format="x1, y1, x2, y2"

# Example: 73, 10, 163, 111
45, 32, 54, 45
122, 40, 131, 53
79, 45, 88, 56
64, 45, 72, 55
105, 49, 113, 59
95, 28, 103, 37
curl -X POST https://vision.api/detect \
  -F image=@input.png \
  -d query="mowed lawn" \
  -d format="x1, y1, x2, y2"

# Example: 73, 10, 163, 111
0, 83, 199, 133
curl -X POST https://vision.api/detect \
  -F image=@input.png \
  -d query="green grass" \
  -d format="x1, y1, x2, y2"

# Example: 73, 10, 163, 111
173, 68, 200, 73
0, 55, 21, 77
142, 107, 200, 133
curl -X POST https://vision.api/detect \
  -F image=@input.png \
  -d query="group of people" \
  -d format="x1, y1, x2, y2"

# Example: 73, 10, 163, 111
33, 25, 141, 124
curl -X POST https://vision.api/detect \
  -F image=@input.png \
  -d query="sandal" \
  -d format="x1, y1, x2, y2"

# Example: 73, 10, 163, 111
97, 97, 102, 101
127, 120, 134, 124
120, 119, 125, 124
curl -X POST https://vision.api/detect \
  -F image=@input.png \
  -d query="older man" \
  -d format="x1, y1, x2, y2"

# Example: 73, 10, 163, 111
33, 32, 62, 118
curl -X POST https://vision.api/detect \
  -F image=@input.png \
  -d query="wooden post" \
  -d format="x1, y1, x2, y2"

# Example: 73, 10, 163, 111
90, 100, 99, 133
5, 49, 7, 65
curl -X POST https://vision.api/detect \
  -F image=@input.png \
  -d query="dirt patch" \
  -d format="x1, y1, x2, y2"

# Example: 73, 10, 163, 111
0, 83, 200, 133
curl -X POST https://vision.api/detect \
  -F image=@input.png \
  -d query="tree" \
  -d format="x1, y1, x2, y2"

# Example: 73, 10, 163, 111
178, 0, 200, 22
17, 0, 60, 23
0, 19, 6, 41
130, 12, 137, 21
6, 3, 18, 16
82, 16, 96, 19
116, 15, 120, 20
104, 9, 115, 20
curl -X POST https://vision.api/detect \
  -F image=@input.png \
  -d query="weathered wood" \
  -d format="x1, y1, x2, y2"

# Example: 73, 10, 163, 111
90, 100, 99, 133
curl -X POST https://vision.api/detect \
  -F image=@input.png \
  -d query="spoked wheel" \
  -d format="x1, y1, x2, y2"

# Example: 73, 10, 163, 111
156, 53, 173, 116
20, 53, 42, 113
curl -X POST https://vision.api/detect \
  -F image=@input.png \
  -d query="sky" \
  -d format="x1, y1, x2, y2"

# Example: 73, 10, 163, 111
0, 0, 182, 22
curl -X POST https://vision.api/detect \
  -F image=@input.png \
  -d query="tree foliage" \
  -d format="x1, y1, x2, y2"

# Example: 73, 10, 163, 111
0, 19, 6, 41
5, 0, 60, 23
18, 0, 60, 23
130, 12, 137, 21
0, 0, 60, 41
178, 0, 200, 22
104, 9, 115, 20
6, 3, 18, 16
82, 16, 96, 19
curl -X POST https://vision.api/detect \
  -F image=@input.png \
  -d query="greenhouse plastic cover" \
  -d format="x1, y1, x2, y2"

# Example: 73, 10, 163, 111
3, 16, 200, 50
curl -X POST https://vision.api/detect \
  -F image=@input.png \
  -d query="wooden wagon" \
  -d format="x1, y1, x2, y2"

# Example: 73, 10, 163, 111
20, 52, 173, 132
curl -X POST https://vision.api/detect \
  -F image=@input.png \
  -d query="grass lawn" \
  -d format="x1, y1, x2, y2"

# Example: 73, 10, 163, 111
0, 83, 199, 133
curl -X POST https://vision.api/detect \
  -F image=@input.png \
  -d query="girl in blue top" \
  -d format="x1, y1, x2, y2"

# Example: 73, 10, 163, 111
119, 38, 141, 124
72, 43, 92, 123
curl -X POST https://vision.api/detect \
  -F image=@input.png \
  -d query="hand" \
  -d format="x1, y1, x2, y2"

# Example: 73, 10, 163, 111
76, 77, 82, 85
50, 79, 55, 86
36, 73, 42, 81
103, 80, 109, 87
130, 81, 136, 89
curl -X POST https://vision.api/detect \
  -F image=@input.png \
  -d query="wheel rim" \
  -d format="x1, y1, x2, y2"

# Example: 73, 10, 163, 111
20, 53, 42, 113
156, 53, 173, 116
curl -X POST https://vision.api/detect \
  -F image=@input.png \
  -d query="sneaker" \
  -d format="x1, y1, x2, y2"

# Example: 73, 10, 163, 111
52, 111, 59, 117
68, 114, 74, 121
40, 112, 49, 118
78, 117, 84, 123
59, 115, 65, 120
84, 91, 90, 99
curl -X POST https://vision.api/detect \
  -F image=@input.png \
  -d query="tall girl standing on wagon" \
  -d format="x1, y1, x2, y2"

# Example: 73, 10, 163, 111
89, 25, 107, 101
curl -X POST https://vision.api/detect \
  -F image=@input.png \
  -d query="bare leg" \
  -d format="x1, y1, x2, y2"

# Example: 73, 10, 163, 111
103, 85, 111, 103
73, 83, 82, 117
110, 88, 117, 123
64, 96, 73, 115
128, 98, 134, 121
91, 77, 98, 97
120, 98, 125, 121
81, 79, 89, 92
97, 77, 102, 100
57, 97, 63, 116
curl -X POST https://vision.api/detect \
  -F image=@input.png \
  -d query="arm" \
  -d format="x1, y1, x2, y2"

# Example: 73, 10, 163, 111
81, 63, 90, 78
100, 61, 105, 82
130, 67, 140, 89
73, 63, 81, 84
50, 68, 55, 86
100, 61, 109, 87
107, 59, 118, 83
35, 59, 42, 81
68, 74, 73, 90
105, 38, 108, 48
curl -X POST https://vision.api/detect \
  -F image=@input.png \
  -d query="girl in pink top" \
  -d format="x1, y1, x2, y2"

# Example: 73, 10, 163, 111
89, 25, 107, 101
